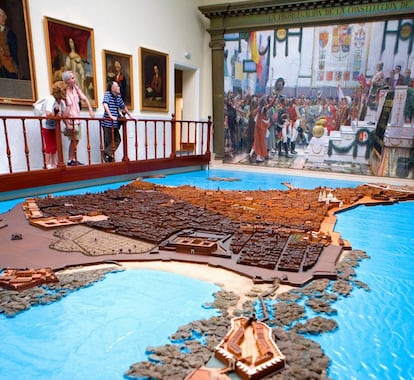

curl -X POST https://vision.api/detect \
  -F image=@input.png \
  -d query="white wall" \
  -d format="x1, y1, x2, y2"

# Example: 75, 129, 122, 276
0, 0, 214, 119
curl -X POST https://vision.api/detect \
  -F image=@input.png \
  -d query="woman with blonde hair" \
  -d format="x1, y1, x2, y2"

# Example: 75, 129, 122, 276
41, 81, 68, 169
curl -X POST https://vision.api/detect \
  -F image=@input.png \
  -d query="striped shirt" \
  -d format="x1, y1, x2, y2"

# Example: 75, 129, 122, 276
101, 91, 125, 128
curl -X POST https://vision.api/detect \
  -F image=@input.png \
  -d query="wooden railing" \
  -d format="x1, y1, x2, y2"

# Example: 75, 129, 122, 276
0, 114, 212, 196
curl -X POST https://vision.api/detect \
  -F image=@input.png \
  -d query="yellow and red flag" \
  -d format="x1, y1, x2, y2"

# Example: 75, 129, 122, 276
250, 32, 259, 64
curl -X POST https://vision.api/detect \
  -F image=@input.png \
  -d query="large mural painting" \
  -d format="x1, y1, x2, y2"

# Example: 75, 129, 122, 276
223, 18, 414, 178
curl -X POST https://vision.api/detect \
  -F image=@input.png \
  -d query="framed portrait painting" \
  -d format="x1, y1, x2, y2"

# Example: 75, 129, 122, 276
139, 47, 168, 112
44, 17, 98, 107
103, 50, 133, 108
0, 0, 37, 105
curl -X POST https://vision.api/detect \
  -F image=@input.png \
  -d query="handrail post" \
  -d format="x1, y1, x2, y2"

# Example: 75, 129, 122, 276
111, 124, 116, 159
171, 113, 176, 158
206, 115, 212, 156
122, 117, 129, 162
56, 117, 65, 168
2, 117, 12, 173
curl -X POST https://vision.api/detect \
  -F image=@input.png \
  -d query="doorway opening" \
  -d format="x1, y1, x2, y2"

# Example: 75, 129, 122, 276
174, 66, 198, 153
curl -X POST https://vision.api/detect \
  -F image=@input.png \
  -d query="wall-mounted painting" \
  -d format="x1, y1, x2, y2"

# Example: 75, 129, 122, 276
44, 17, 97, 107
0, 0, 37, 105
139, 47, 168, 112
103, 50, 133, 109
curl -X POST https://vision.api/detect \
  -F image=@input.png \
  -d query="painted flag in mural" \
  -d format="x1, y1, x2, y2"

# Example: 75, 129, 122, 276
332, 25, 351, 53
256, 34, 269, 95
249, 31, 269, 95
250, 31, 259, 64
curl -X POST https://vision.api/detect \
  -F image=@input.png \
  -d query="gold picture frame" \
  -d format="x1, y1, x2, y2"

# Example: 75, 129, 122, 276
103, 50, 133, 109
0, 0, 37, 105
44, 17, 97, 107
139, 47, 168, 112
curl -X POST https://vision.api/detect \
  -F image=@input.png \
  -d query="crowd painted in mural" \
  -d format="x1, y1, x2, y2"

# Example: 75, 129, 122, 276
223, 19, 414, 177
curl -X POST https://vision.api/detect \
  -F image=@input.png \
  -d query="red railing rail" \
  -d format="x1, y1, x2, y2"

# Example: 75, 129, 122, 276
0, 114, 212, 195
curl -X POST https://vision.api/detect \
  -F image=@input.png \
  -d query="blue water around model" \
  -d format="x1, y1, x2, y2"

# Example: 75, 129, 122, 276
0, 168, 362, 214
0, 168, 413, 380
311, 202, 414, 380
0, 269, 219, 380
144, 168, 364, 190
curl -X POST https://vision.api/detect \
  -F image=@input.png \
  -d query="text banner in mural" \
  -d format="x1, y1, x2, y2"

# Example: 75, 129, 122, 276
222, 1, 414, 32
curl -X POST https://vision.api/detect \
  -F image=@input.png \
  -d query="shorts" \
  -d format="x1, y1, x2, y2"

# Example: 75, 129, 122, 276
63, 123, 81, 141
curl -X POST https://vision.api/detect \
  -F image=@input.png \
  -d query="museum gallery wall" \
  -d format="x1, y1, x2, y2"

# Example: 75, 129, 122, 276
0, 0, 177, 113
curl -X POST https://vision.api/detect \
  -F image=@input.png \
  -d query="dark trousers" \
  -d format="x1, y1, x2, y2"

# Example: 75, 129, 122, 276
103, 126, 121, 158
